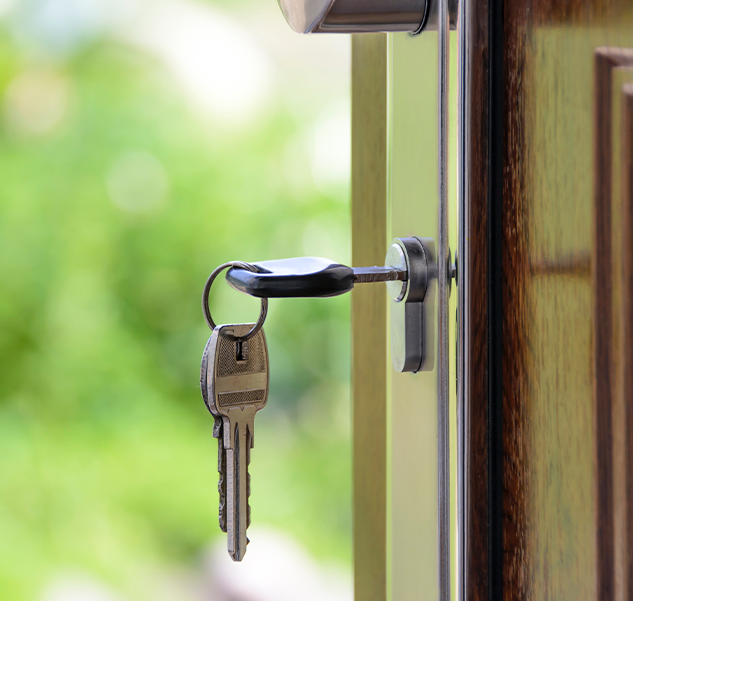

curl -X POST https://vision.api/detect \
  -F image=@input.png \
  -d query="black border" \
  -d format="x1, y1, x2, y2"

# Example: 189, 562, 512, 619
488, 0, 504, 601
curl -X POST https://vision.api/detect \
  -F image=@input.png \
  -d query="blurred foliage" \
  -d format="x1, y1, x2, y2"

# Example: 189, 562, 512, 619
0, 1, 351, 599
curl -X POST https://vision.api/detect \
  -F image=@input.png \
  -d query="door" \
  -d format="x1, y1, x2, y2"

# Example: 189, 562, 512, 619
476, 0, 632, 601
350, 0, 633, 601
282, 0, 633, 600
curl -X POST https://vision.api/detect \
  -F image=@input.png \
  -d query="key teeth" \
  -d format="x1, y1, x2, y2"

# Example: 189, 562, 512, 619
218, 454, 227, 532
214, 416, 227, 531
212, 416, 222, 439
218, 478, 226, 532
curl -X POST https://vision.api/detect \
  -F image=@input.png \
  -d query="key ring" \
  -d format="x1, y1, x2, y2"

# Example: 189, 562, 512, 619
202, 261, 268, 341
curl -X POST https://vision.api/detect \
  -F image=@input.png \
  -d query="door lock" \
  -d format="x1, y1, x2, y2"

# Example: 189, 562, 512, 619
223, 236, 432, 373
384, 237, 429, 373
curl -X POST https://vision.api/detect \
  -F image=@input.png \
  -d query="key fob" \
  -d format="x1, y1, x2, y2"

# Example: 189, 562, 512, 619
226, 257, 356, 298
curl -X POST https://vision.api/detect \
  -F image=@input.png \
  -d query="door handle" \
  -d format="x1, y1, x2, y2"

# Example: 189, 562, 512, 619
277, 0, 456, 34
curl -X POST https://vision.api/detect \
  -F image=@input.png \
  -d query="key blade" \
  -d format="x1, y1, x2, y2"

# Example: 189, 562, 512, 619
352, 265, 407, 283
202, 331, 228, 533
226, 419, 252, 561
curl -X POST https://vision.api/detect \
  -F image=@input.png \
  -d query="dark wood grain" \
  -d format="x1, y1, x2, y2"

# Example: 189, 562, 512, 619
464, 0, 504, 600
501, 0, 531, 601
464, 0, 493, 601
498, 0, 632, 599
620, 82, 633, 600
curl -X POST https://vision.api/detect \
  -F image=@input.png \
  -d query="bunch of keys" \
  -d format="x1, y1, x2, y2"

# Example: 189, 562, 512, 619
200, 252, 411, 561
200, 262, 270, 562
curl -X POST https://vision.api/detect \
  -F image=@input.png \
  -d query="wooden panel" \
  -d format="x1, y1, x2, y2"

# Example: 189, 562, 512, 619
594, 48, 633, 600
618, 82, 633, 600
501, 0, 633, 600
351, 34, 387, 601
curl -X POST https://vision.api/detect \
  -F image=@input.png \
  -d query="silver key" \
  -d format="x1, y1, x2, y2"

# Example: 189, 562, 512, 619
201, 332, 228, 532
201, 323, 269, 561
213, 415, 226, 532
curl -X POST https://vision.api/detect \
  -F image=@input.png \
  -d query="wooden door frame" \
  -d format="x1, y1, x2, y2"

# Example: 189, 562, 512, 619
457, 0, 503, 601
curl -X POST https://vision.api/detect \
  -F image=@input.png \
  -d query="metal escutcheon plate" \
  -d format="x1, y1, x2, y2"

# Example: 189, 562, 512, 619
385, 236, 429, 373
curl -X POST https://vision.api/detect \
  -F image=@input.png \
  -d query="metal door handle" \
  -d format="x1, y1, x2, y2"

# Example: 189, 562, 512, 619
277, 0, 456, 34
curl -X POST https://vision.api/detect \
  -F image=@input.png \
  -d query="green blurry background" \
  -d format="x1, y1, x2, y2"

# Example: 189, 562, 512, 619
0, 0, 352, 599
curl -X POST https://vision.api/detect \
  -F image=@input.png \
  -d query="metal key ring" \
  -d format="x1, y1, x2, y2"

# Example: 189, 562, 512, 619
202, 261, 268, 340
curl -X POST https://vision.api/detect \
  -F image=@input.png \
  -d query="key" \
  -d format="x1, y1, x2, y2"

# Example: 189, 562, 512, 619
225, 255, 408, 299
201, 323, 269, 561
201, 331, 228, 532
213, 415, 226, 532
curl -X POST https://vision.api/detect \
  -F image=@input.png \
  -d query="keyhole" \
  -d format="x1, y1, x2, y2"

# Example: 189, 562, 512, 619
236, 340, 247, 362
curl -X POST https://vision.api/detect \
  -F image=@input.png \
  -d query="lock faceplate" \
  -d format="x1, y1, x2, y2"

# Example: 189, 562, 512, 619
385, 237, 429, 373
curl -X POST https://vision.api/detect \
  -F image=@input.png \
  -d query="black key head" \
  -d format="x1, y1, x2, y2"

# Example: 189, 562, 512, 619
226, 257, 355, 298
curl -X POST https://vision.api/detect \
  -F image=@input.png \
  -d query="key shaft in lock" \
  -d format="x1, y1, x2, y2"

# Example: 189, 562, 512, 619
226, 256, 407, 299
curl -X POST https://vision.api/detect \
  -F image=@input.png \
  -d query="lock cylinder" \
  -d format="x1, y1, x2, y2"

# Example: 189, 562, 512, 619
385, 237, 430, 373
